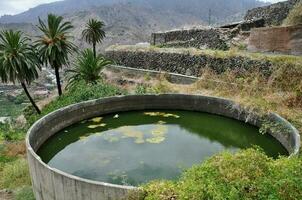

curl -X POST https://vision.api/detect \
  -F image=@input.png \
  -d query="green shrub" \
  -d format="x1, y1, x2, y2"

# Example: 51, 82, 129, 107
283, 2, 302, 26
0, 123, 26, 141
14, 186, 35, 200
139, 149, 302, 200
135, 84, 149, 94
13, 93, 28, 105
0, 158, 31, 190
25, 81, 126, 125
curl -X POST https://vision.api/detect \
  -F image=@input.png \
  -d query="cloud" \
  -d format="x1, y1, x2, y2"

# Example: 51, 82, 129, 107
0, 0, 59, 16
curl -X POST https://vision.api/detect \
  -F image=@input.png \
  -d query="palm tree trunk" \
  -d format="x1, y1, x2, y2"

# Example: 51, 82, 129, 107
54, 66, 63, 96
93, 42, 96, 58
21, 82, 41, 114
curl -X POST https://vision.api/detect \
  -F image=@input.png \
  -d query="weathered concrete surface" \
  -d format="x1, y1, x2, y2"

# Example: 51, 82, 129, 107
244, 0, 300, 26
26, 94, 300, 200
248, 25, 302, 55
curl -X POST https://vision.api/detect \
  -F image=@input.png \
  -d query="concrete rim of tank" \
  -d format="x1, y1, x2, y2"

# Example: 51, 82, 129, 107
26, 94, 300, 193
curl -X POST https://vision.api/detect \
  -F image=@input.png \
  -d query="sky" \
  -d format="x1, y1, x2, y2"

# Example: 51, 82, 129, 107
0, 0, 287, 17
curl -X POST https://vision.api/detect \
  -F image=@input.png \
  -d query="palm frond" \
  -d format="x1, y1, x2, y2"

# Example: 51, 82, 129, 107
82, 19, 106, 45
35, 14, 77, 69
0, 30, 41, 85
66, 49, 112, 89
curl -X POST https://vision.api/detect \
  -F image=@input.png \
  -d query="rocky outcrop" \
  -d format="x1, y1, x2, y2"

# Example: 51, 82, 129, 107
105, 46, 273, 77
244, 0, 300, 26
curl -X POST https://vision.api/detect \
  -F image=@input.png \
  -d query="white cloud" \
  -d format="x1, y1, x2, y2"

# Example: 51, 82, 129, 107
0, 0, 59, 16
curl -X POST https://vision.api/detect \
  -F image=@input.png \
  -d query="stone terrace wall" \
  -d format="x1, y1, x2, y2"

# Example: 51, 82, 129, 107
151, 28, 231, 50
248, 25, 302, 55
244, 0, 300, 26
105, 46, 273, 77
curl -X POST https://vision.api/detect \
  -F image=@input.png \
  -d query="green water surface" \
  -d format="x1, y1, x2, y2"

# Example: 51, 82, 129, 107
38, 110, 287, 186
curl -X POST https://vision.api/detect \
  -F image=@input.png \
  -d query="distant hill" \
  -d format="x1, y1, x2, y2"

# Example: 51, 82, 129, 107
0, 0, 268, 53
0, 0, 267, 24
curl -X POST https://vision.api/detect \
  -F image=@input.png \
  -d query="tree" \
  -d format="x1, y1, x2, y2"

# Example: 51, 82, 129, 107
0, 30, 41, 114
36, 14, 77, 96
82, 19, 106, 58
66, 49, 112, 88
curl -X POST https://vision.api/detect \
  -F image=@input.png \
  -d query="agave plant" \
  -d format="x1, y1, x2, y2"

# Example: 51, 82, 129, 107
66, 49, 112, 88
82, 19, 106, 58
0, 30, 41, 114
36, 14, 77, 96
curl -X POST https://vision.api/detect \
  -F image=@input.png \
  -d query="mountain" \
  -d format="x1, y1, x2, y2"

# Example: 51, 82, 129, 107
0, 0, 268, 53
0, 0, 267, 24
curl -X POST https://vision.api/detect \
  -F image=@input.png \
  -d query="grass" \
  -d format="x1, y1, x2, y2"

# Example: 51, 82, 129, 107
0, 123, 27, 142
0, 158, 31, 190
14, 186, 35, 200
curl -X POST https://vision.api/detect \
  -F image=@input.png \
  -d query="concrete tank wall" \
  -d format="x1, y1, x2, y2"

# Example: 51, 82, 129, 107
248, 25, 302, 55
26, 94, 300, 200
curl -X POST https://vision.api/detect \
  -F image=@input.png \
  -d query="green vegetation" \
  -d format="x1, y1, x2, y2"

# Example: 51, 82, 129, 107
14, 186, 35, 200
26, 81, 125, 125
0, 123, 26, 141
283, 1, 302, 26
0, 30, 41, 114
82, 18, 106, 58
66, 49, 112, 88
0, 158, 31, 190
129, 149, 302, 200
0, 94, 26, 117
36, 14, 77, 96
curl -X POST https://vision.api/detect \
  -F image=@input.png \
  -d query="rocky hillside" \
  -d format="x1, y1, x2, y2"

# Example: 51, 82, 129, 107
0, 0, 266, 24
0, 0, 268, 53
0, 3, 203, 53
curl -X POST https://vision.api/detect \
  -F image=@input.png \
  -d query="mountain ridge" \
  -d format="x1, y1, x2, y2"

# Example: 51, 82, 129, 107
0, 0, 268, 24
0, 0, 269, 53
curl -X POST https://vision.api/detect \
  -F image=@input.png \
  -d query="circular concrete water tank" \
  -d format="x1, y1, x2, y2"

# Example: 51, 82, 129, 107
26, 94, 300, 200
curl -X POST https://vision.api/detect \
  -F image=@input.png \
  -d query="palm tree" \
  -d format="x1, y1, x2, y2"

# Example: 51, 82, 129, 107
36, 14, 77, 96
66, 49, 112, 88
82, 19, 106, 58
0, 30, 41, 114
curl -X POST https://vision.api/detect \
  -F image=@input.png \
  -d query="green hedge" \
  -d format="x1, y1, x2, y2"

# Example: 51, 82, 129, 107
132, 149, 302, 200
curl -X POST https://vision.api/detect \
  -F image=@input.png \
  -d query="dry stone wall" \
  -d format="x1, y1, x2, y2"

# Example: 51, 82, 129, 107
244, 0, 300, 26
151, 28, 231, 50
105, 47, 273, 77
